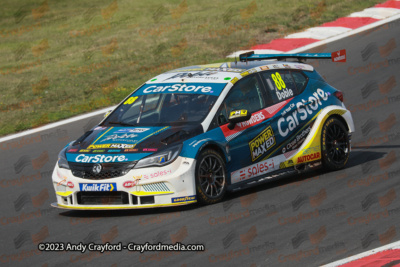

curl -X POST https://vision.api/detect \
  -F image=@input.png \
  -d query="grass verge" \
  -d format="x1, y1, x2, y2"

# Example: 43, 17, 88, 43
0, 0, 384, 136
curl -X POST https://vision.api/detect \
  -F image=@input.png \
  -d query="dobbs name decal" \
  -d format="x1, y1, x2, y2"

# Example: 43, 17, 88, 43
171, 195, 196, 203
249, 126, 275, 162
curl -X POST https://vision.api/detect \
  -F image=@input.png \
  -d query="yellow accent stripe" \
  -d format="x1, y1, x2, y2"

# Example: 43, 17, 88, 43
56, 201, 197, 210
92, 127, 114, 145
135, 126, 170, 145
56, 191, 73, 196
129, 191, 174, 196
289, 109, 347, 162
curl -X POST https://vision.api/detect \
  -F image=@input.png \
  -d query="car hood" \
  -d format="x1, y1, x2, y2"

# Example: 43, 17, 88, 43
65, 125, 203, 163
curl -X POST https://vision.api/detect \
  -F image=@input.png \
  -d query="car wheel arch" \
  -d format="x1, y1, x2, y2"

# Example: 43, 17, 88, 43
197, 143, 228, 163
328, 114, 349, 132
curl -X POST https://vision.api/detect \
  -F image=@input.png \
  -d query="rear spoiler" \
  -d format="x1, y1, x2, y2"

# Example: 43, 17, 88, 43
239, 50, 346, 62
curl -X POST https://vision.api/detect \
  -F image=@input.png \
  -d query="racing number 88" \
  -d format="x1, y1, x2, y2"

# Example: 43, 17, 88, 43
271, 72, 286, 90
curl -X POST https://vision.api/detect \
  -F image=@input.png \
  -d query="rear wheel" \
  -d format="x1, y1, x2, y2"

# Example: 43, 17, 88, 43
321, 117, 350, 170
195, 149, 227, 204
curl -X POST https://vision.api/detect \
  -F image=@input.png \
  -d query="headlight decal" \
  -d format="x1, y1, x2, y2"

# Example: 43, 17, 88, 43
134, 144, 182, 168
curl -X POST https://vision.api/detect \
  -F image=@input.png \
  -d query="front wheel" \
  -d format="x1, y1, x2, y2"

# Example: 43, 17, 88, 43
195, 149, 227, 204
321, 117, 350, 171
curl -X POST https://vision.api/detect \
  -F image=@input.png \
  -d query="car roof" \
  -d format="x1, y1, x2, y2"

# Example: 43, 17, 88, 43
145, 61, 314, 84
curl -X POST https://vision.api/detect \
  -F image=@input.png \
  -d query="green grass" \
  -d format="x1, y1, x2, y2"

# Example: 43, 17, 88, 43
0, 0, 384, 136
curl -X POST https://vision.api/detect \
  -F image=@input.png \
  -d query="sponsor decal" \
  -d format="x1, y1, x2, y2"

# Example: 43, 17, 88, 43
190, 138, 212, 148
204, 67, 243, 72
137, 83, 225, 96
278, 88, 328, 137
283, 126, 312, 153
283, 64, 291, 69
68, 149, 78, 152
124, 148, 138, 152
67, 181, 74, 188
166, 71, 218, 80
260, 66, 269, 70
133, 175, 142, 182
92, 149, 105, 153
231, 77, 239, 84
115, 128, 150, 133
79, 183, 117, 191
94, 126, 107, 131
300, 145, 320, 155
110, 144, 135, 149
87, 144, 135, 149
249, 126, 276, 162
107, 149, 121, 152
297, 152, 321, 163
231, 155, 284, 184
79, 149, 90, 152
294, 64, 306, 70
332, 49, 346, 63
123, 181, 138, 188
240, 69, 257, 77
273, 65, 280, 68
101, 133, 138, 143
142, 148, 158, 152
143, 170, 172, 179
75, 154, 128, 163
123, 96, 138, 105
237, 111, 265, 128
277, 88, 294, 100
229, 109, 247, 119
171, 195, 196, 203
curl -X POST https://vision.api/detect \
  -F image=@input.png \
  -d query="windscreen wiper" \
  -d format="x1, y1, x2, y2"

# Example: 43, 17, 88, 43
107, 121, 137, 126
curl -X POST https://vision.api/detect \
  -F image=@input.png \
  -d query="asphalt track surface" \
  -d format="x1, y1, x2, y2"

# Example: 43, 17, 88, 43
1, 19, 400, 267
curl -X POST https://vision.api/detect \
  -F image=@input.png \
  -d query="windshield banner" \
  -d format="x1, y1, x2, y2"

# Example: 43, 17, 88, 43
134, 83, 226, 96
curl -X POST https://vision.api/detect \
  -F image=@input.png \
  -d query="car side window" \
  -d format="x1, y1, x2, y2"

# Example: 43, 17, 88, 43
261, 70, 297, 104
215, 74, 265, 126
291, 71, 308, 93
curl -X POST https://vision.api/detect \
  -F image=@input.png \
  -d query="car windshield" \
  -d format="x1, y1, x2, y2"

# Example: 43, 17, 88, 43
103, 83, 226, 126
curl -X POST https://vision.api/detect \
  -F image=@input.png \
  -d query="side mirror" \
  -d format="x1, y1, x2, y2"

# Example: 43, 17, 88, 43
227, 109, 251, 130
104, 110, 112, 118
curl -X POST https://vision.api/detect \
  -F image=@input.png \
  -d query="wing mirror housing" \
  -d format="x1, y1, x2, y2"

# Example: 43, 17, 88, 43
227, 109, 251, 130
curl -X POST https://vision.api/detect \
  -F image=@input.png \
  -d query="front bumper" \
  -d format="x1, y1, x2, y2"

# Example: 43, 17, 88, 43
51, 156, 197, 210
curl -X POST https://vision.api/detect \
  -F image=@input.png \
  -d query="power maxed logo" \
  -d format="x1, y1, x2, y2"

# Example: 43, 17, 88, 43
249, 126, 275, 161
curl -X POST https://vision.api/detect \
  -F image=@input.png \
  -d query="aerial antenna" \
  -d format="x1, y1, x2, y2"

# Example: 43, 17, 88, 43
235, 52, 237, 65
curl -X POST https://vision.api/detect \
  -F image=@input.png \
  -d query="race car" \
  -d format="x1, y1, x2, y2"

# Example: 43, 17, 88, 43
51, 51, 354, 210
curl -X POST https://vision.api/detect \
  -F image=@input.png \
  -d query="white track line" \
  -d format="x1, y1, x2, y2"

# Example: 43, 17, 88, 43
322, 240, 400, 267
2, 11, 400, 143
0, 106, 115, 143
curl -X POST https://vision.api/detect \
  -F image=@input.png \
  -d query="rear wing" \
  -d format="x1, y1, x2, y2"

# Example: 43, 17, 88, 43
239, 50, 346, 62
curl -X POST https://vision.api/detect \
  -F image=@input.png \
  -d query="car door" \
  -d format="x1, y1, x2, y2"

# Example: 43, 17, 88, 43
210, 74, 269, 182
259, 69, 311, 160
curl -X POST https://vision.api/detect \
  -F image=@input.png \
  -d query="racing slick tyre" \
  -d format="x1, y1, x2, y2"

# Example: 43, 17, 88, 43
195, 149, 227, 204
321, 117, 350, 171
